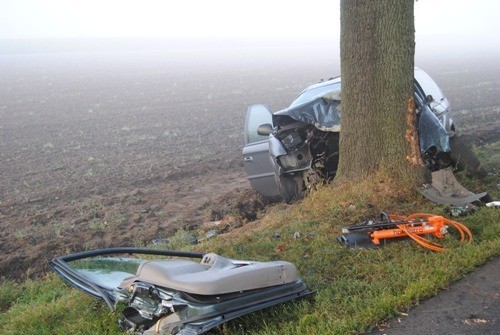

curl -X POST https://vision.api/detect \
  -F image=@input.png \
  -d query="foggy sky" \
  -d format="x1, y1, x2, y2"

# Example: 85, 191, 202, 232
1, 0, 499, 54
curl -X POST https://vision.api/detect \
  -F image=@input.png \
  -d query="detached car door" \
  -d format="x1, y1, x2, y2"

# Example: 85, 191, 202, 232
242, 104, 280, 198
49, 248, 204, 311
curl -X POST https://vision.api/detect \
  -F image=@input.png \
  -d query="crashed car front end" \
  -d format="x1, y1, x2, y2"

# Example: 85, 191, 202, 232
269, 132, 312, 176
265, 75, 458, 203
270, 94, 342, 184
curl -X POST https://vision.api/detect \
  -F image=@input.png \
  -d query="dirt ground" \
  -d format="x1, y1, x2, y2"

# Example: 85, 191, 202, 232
1, 46, 499, 281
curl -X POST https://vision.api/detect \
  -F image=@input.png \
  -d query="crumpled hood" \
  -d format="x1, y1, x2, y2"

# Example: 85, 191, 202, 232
273, 96, 341, 132
270, 77, 450, 155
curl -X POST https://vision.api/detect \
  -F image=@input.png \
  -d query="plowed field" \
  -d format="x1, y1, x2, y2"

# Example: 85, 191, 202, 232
1, 47, 499, 280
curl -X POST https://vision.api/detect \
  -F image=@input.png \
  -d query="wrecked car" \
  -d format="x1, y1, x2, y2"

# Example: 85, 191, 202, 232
243, 68, 486, 203
49, 248, 312, 335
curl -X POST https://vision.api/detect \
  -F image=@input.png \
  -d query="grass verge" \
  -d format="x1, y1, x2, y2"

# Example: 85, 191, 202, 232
1, 174, 498, 335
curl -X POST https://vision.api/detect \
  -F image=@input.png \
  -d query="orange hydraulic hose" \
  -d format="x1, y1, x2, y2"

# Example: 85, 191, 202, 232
383, 213, 473, 252
406, 213, 473, 245
397, 224, 444, 252
445, 218, 473, 244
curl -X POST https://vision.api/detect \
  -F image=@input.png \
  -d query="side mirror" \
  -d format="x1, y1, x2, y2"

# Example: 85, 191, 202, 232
257, 123, 273, 136
426, 94, 434, 103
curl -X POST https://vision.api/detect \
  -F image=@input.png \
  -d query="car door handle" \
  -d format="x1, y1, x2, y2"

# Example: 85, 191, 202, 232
244, 156, 253, 163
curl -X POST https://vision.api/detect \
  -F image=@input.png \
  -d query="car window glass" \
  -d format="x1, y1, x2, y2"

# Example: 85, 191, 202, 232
414, 70, 444, 102
246, 105, 272, 144
289, 82, 341, 108
71, 257, 144, 289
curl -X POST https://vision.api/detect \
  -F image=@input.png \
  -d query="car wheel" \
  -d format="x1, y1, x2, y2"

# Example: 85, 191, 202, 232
277, 173, 304, 204
449, 136, 487, 178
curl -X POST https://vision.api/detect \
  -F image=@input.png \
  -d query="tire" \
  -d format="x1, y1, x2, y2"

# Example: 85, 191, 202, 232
277, 173, 304, 204
449, 136, 487, 178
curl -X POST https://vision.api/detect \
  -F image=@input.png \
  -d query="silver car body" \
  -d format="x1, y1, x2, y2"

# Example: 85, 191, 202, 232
243, 68, 453, 201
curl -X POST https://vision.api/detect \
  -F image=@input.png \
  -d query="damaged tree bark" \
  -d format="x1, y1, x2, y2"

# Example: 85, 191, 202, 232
406, 95, 424, 166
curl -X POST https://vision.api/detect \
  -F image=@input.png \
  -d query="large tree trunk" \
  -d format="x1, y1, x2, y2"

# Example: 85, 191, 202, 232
337, 0, 423, 183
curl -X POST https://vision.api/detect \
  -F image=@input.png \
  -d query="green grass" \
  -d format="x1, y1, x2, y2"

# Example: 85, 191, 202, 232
0, 275, 122, 335
474, 141, 500, 175
1, 174, 499, 335
203, 177, 499, 334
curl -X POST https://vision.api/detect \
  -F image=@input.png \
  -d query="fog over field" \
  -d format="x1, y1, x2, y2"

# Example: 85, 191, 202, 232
2, 39, 497, 200
0, 38, 499, 279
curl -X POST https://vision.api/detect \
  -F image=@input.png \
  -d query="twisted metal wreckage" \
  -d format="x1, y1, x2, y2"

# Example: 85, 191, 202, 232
242, 68, 488, 204
50, 248, 314, 335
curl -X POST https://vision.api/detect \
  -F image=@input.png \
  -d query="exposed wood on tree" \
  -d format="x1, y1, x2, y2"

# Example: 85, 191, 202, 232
405, 95, 424, 166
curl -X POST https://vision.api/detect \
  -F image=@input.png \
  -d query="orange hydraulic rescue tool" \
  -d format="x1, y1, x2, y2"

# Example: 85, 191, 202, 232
343, 213, 473, 252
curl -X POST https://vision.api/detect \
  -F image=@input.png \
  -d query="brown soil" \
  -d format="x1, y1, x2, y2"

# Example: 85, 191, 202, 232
1, 48, 499, 281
